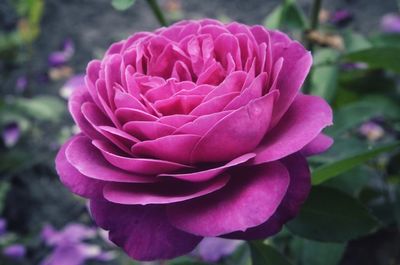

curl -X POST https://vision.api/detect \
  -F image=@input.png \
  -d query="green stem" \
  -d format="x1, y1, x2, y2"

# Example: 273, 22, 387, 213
303, 0, 323, 94
146, 0, 168, 27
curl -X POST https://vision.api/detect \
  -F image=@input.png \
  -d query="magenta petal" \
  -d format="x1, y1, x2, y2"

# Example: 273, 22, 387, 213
123, 121, 176, 140
190, 92, 240, 116
103, 173, 230, 205
93, 140, 193, 174
224, 153, 310, 240
166, 161, 290, 236
159, 153, 256, 182
69, 87, 105, 140
270, 42, 312, 127
174, 110, 232, 135
202, 71, 247, 102
252, 94, 333, 165
192, 91, 277, 163
114, 90, 147, 111
90, 201, 202, 261
158, 114, 197, 128
131, 134, 201, 164
115, 108, 158, 124
65, 136, 155, 183
301, 133, 333, 157
55, 136, 105, 199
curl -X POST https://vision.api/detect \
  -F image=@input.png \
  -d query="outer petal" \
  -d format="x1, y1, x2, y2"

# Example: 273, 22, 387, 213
65, 136, 155, 183
270, 42, 312, 127
300, 133, 333, 157
224, 153, 311, 240
55, 135, 105, 199
191, 91, 278, 163
166, 161, 290, 236
92, 140, 193, 175
252, 94, 333, 165
103, 173, 230, 205
89, 201, 202, 261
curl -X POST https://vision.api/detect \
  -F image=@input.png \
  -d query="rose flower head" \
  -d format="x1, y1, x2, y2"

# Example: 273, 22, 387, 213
56, 19, 333, 261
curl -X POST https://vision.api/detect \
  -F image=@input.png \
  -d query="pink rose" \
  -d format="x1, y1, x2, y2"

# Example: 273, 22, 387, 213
56, 19, 333, 261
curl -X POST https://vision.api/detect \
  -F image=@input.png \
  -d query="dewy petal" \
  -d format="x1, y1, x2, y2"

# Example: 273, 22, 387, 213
159, 153, 256, 182
65, 136, 155, 183
191, 91, 278, 163
103, 173, 230, 205
300, 133, 333, 157
131, 134, 201, 164
55, 135, 105, 199
166, 161, 290, 236
89, 201, 202, 261
252, 94, 333, 165
224, 153, 310, 240
93, 140, 193, 175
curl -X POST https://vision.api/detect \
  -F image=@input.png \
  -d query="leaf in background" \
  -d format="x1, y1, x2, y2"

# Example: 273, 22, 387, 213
111, 0, 136, 11
286, 186, 380, 242
0, 182, 10, 214
345, 47, 400, 73
342, 30, 371, 52
323, 166, 374, 196
312, 142, 399, 185
13, 96, 66, 122
249, 241, 292, 265
310, 49, 339, 102
370, 34, 400, 47
290, 238, 345, 265
326, 96, 400, 137
263, 0, 307, 30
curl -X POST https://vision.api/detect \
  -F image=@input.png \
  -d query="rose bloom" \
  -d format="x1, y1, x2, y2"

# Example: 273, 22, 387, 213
56, 19, 333, 261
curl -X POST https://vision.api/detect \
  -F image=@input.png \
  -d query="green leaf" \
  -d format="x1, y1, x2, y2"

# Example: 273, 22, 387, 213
111, 0, 136, 11
249, 241, 292, 265
312, 142, 400, 185
345, 47, 400, 73
286, 186, 380, 242
310, 49, 339, 102
263, 0, 307, 30
370, 34, 400, 47
13, 96, 65, 122
0, 182, 10, 214
326, 96, 400, 137
290, 238, 345, 265
342, 31, 371, 53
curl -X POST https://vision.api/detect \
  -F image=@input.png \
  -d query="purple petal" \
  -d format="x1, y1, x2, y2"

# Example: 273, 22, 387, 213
89, 201, 202, 261
300, 134, 333, 157
2, 122, 20, 147
167, 161, 290, 236
381, 13, 400, 33
252, 94, 333, 165
196, 237, 242, 262
3, 244, 26, 260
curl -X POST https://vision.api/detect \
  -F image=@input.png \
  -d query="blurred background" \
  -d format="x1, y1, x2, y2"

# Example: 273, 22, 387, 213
0, 0, 400, 265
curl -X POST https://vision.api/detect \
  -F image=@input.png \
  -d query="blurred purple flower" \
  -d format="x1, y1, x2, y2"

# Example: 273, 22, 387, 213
15, 76, 28, 93
195, 237, 242, 262
41, 224, 114, 265
329, 9, 353, 27
341, 62, 368, 71
59, 74, 85, 99
0, 218, 7, 236
381, 13, 400, 33
359, 121, 384, 141
2, 122, 20, 147
3, 244, 26, 260
48, 38, 75, 67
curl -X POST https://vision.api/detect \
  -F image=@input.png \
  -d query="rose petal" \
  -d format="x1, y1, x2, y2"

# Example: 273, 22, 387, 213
159, 153, 255, 182
191, 91, 278, 163
65, 136, 155, 183
131, 134, 201, 164
93, 140, 193, 174
55, 136, 105, 199
300, 133, 333, 157
103, 173, 230, 205
123, 121, 176, 140
252, 94, 333, 165
89, 201, 202, 261
167, 161, 290, 236
224, 153, 310, 239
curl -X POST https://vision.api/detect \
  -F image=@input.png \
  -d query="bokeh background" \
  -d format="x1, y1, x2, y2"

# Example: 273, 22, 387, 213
1, 0, 400, 265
